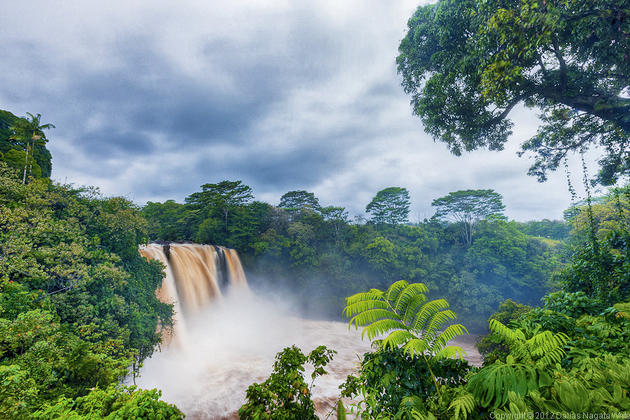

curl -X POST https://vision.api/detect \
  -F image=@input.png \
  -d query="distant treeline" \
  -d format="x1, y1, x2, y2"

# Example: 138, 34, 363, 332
142, 182, 572, 330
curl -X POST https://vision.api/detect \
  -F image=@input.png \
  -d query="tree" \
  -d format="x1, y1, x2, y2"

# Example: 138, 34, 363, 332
397, 0, 630, 185
185, 180, 253, 236
9, 113, 54, 184
239, 345, 336, 420
278, 190, 321, 212
365, 187, 411, 225
321, 206, 349, 246
432, 189, 506, 245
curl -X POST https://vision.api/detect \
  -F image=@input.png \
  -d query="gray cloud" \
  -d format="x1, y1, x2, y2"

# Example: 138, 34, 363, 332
0, 0, 580, 221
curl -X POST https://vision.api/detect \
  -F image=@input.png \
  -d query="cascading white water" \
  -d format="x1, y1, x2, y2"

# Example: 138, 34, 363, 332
139, 243, 249, 345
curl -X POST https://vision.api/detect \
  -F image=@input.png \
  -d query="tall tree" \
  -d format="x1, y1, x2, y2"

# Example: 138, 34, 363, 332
397, 0, 630, 185
431, 189, 506, 245
278, 190, 321, 220
321, 206, 349, 246
365, 187, 411, 225
186, 180, 253, 235
8, 113, 54, 184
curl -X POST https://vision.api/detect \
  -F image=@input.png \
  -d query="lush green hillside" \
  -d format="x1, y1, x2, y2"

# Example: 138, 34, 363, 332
0, 162, 181, 418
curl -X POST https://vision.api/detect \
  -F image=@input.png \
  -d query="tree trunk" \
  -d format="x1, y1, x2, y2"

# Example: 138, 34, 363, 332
22, 144, 29, 184
28, 139, 34, 179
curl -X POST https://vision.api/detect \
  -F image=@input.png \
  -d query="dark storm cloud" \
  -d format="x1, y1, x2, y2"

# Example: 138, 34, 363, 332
81, 128, 156, 156
0, 0, 577, 220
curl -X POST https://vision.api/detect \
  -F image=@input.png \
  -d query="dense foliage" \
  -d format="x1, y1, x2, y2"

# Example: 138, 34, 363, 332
340, 349, 471, 418
239, 345, 336, 420
397, 0, 630, 185
365, 187, 411, 225
0, 110, 53, 181
0, 162, 180, 418
143, 185, 564, 330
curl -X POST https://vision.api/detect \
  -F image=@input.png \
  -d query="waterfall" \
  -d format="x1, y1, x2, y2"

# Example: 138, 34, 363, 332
139, 243, 249, 345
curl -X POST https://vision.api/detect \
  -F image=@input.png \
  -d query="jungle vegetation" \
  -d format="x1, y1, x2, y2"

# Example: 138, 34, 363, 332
142, 183, 567, 330
0, 160, 182, 418
2, 0, 629, 417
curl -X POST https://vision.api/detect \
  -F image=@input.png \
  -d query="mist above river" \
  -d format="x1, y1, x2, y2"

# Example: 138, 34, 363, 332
134, 290, 481, 419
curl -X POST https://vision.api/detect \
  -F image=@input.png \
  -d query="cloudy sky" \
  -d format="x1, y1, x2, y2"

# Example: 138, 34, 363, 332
0, 0, 592, 221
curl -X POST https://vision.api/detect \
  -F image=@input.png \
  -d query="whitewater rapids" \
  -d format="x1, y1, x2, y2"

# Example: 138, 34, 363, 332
134, 291, 481, 419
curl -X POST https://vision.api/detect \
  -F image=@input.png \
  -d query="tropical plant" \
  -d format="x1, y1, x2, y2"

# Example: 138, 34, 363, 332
8, 113, 54, 184
449, 320, 569, 417
32, 384, 183, 419
340, 347, 471, 418
344, 280, 468, 397
278, 190, 321, 217
239, 345, 336, 420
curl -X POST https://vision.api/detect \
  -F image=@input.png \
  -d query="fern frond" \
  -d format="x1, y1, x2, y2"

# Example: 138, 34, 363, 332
381, 329, 416, 350
423, 309, 458, 345
488, 319, 525, 344
344, 299, 390, 318
527, 331, 568, 366
349, 308, 398, 329
434, 345, 467, 360
385, 280, 409, 306
449, 392, 475, 420
468, 363, 543, 409
535, 348, 566, 368
393, 282, 428, 313
411, 299, 450, 332
344, 289, 384, 309
361, 318, 408, 340
402, 337, 430, 357
431, 324, 469, 353
402, 293, 428, 325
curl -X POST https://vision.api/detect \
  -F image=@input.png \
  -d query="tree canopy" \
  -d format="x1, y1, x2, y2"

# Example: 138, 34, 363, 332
0, 161, 178, 417
365, 187, 411, 225
278, 190, 321, 221
432, 189, 506, 245
397, 0, 630, 185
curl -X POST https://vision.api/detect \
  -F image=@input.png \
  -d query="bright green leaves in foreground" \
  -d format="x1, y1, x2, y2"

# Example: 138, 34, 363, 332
345, 280, 468, 360
32, 385, 183, 419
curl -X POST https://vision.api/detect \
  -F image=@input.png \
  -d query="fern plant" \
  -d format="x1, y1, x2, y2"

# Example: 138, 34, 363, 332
344, 280, 468, 396
450, 320, 569, 417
